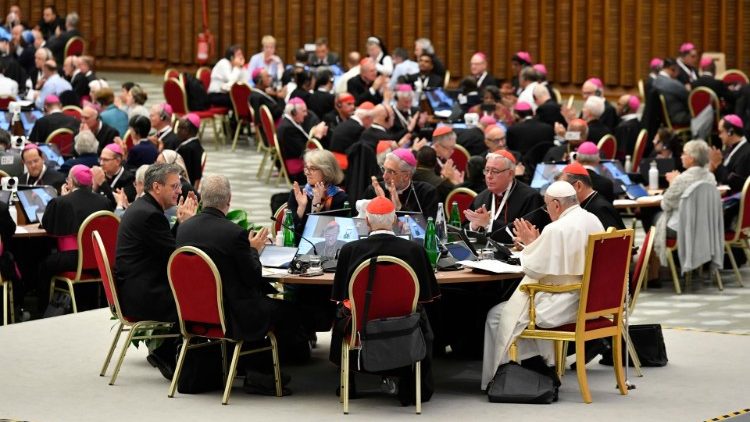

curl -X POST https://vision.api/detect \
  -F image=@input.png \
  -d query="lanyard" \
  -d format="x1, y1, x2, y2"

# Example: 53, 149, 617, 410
176, 137, 198, 152
158, 127, 172, 140
488, 182, 513, 232
393, 107, 410, 129
724, 138, 747, 167
109, 166, 124, 188
27, 165, 47, 186
283, 114, 309, 137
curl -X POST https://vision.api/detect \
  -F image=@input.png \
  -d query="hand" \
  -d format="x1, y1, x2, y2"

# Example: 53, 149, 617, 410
371, 176, 386, 198
397, 132, 412, 148
292, 181, 308, 218
515, 162, 526, 176
418, 112, 428, 127
90, 166, 105, 190
79, 122, 92, 132
61, 183, 71, 195
176, 193, 198, 223
382, 87, 393, 104
373, 75, 388, 92
311, 122, 327, 139
386, 179, 401, 210
560, 105, 576, 123
411, 138, 428, 151
113, 188, 130, 209
513, 218, 540, 246
665, 170, 680, 185
249, 227, 269, 253
312, 181, 326, 204
464, 204, 491, 230
407, 112, 420, 132
708, 147, 723, 171
554, 122, 566, 137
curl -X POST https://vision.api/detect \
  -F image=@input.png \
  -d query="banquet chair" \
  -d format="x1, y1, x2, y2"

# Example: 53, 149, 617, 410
229, 82, 253, 151
450, 144, 470, 174
168, 246, 283, 404
724, 177, 750, 287
511, 228, 634, 403
341, 256, 422, 414
45, 128, 75, 157
444, 187, 477, 222
64, 36, 85, 57
50, 211, 119, 313
630, 129, 648, 173
625, 227, 656, 376
596, 134, 617, 160
92, 230, 178, 385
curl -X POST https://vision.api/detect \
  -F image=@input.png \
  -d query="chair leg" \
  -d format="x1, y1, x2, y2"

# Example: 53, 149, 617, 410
509, 341, 518, 362
67, 280, 78, 313
742, 239, 750, 269
574, 339, 592, 403
7, 281, 13, 324
268, 333, 282, 397
415, 361, 422, 414
2, 282, 7, 326
612, 334, 628, 396
339, 342, 345, 404
222, 341, 243, 405
666, 250, 682, 294
101, 322, 125, 376
169, 337, 191, 397
726, 243, 744, 287
622, 326, 643, 377
264, 155, 275, 184
256, 149, 268, 179
342, 342, 349, 414
231, 124, 241, 151
109, 324, 139, 385
554, 340, 566, 379
220, 340, 228, 382
713, 268, 724, 291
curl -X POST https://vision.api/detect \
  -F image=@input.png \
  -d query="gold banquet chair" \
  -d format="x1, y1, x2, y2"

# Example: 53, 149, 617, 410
511, 228, 634, 403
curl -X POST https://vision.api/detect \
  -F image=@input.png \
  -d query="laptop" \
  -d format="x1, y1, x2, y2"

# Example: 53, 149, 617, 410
423, 88, 454, 117
395, 211, 428, 243
296, 215, 366, 255
445, 240, 478, 261
530, 163, 567, 191
17, 186, 56, 224
259, 245, 299, 269
600, 161, 649, 199
37, 143, 65, 169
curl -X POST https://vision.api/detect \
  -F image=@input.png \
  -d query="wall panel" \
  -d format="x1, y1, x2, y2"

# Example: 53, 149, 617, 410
9, 0, 750, 89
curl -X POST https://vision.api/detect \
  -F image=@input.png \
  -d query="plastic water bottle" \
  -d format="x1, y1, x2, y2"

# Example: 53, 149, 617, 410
624, 155, 632, 173
648, 161, 659, 190
435, 202, 447, 242
423, 217, 439, 270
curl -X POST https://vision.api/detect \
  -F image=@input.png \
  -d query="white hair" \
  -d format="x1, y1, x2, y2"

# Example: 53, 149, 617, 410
384, 152, 415, 174
366, 210, 396, 230
532, 84, 550, 101
415, 38, 434, 55
73, 131, 98, 155
485, 152, 515, 170
354, 107, 374, 119
583, 96, 606, 119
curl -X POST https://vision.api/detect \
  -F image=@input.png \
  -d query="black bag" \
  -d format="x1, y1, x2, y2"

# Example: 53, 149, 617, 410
487, 361, 556, 404
599, 324, 668, 367
183, 73, 210, 111
43, 291, 72, 317
358, 257, 426, 373
176, 340, 225, 394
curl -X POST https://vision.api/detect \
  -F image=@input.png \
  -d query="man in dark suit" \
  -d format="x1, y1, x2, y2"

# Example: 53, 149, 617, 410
39, 165, 112, 312
68, 57, 89, 100
249, 68, 285, 129
329, 101, 373, 154
614, 95, 643, 157
125, 115, 158, 170
176, 174, 306, 394
464, 150, 549, 244
92, 143, 136, 206
574, 141, 616, 203
321, 92, 355, 149
675, 42, 698, 86
331, 196, 440, 405
20, 144, 66, 193
28, 94, 78, 144
358, 104, 402, 149
116, 163, 198, 378
173, 114, 206, 187
403, 54, 442, 91
347, 57, 385, 105
533, 84, 566, 129
583, 96, 613, 144
37, 5, 65, 41
506, 102, 554, 157
308, 69, 335, 120
45, 12, 82, 67
470, 52, 497, 93
308, 37, 340, 68
148, 103, 179, 151
710, 115, 750, 195
456, 123, 488, 157
80, 105, 119, 154
653, 58, 690, 126
276, 98, 327, 163
694, 58, 734, 112
559, 163, 624, 230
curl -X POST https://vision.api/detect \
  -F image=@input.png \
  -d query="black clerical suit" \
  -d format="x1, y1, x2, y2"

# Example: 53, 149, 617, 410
115, 193, 178, 322
714, 139, 750, 195
330, 117, 365, 154
330, 232, 440, 404
363, 181, 439, 222
46, 29, 82, 66
587, 168, 616, 203
276, 115, 312, 162
22, 166, 66, 194
157, 127, 180, 152
308, 89, 335, 120
456, 127, 488, 157
70, 71, 90, 99
359, 124, 397, 149
600, 101, 619, 132
174, 137, 204, 186
536, 99, 567, 129
96, 166, 136, 208
39, 187, 112, 311
28, 111, 79, 144
587, 119, 613, 146
347, 76, 383, 106
468, 181, 549, 244
250, 88, 285, 146
580, 191, 624, 230
94, 122, 119, 154
614, 116, 643, 157
506, 117, 555, 157
176, 207, 308, 342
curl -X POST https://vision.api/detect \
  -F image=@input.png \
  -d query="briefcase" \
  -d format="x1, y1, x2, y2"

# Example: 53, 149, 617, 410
599, 323, 668, 367
486, 361, 556, 404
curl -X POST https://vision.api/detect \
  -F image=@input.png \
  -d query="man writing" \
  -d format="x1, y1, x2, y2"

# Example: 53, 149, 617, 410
481, 181, 604, 390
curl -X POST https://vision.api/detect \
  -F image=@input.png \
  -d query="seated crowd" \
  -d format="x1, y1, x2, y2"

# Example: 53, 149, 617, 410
2, 13, 750, 406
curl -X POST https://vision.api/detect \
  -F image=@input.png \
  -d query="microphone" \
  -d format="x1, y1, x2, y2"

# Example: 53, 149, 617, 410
270, 216, 318, 256
488, 205, 547, 239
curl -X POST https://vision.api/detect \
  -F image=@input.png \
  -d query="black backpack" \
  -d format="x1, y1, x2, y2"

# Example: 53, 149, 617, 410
183, 73, 210, 111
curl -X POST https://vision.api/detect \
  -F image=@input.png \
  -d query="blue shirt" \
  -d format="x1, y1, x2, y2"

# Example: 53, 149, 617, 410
35, 74, 73, 110
100, 104, 129, 137
127, 139, 159, 170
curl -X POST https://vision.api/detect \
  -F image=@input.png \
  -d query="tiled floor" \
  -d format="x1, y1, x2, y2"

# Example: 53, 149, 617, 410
105, 71, 750, 336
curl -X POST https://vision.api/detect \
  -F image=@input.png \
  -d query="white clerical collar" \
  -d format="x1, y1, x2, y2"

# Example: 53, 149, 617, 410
621, 113, 638, 121
725, 137, 747, 166
370, 229, 395, 236
658, 70, 671, 78
477, 71, 488, 87
351, 115, 364, 126
370, 123, 386, 132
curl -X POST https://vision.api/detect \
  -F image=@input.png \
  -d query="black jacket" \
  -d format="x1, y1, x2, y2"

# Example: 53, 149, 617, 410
175, 137, 204, 186
308, 90, 335, 120
176, 207, 279, 340
536, 99, 567, 129
468, 181, 549, 243
94, 122, 120, 154
714, 140, 750, 194
614, 117, 643, 157
456, 127, 487, 157
588, 168, 616, 203
46, 29, 82, 66
580, 191, 624, 230
587, 119, 613, 146
115, 193, 178, 322
507, 118, 554, 156
70, 72, 90, 99
96, 166, 137, 207
330, 117, 365, 154
22, 167, 66, 194
363, 180, 439, 221
28, 112, 79, 144
347, 76, 382, 106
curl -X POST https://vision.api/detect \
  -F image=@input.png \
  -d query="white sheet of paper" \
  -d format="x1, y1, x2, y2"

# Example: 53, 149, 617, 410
457, 259, 523, 274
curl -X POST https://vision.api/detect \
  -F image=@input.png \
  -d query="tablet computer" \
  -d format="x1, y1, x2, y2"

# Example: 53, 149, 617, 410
17, 186, 56, 224
446, 241, 477, 261
259, 245, 299, 269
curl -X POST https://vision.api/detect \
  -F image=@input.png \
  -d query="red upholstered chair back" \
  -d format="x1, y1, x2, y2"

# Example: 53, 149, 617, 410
720, 69, 749, 85
64, 36, 84, 57
730, 178, 750, 240
347, 256, 419, 346
0, 95, 13, 110
597, 134, 617, 160
164, 68, 180, 81
307, 138, 323, 150
444, 188, 477, 223
78, 212, 120, 277
580, 229, 633, 316
229, 82, 252, 121
46, 128, 75, 156
196, 67, 211, 92
259, 105, 277, 149
688, 87, 716, 117
630, 227, 654, 311
168, 247, 225, 337
122, 129, 134, 150
631, 129, 648, 172
91, 230, 121, 317
163, 78, 189, 116
273, 203, 287, 234
62, 105, 83, 120
450, 144, 470, 173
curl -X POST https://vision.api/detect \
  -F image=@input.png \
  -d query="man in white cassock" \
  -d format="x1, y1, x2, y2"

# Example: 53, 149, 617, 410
481, 181, 604, 390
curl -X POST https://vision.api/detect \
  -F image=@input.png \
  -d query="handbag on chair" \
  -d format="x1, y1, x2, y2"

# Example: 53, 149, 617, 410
357, 257, 427, 373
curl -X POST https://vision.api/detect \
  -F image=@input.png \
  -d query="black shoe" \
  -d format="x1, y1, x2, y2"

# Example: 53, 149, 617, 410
147, 353, 175, 381
571, 339, 611, 370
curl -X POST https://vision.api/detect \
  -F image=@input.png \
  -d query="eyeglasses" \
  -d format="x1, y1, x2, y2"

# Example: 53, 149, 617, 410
160, 182, 182, 191
99, 157, 116, 162
303, 166, 321, 173
486, 137, 506, 144
483, 167, 510, 176
381, 166, 407, 176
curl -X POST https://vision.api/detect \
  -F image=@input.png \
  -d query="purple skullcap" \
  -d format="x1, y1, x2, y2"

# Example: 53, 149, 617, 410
514, 101, 532, 112
577, 141, 599, 155
586, 77, 604, 89
479, 115, 497, 127
44, 95, 60, 105
288, 97, 305, 106
650, 57, 664, 68
723, 114, 743, 129
514, 51, 532, 65
70, 164, 93, 186
700, 57, 714, 69
680, 42, 695, 53
251, 67, 263, 80
23, 143, 39, 152
396, 84, 413, 92
392, 148, 416, 168
627, 95, 641, 112
533, 63, 548, 76
104, 143, 123, 156
185, 113, 201, 129
161, 103, 173, 118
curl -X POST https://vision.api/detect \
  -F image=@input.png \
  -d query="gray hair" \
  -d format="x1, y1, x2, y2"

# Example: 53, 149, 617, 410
144, 163, 181, 192
583, 96, 605, 119
200, 174, 231, 209
366, 209, 396, 230
304, 149, 344, 185
576, 152, 600, 165
135, 164, 149, 184
284, 102, 303, 117
682, 139, 710, 167
415, 38, 434, 55
433, 131, 456, 146
532, 84, 550, 102
385, 152, 416, 175
66, 12, 79, 28
73, 131, 98, 155
485, 152, 516, 171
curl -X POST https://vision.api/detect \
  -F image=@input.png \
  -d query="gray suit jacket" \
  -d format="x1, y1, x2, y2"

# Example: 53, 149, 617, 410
653, 74, 690, 126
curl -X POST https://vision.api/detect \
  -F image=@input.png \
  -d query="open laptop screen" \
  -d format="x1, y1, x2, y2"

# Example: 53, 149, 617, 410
297, 215, 366, 256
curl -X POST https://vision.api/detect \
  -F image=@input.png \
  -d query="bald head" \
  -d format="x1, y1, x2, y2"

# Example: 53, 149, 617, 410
532, 84, 550, 105
568, 119, 589, 141
371, 104, 388, 126
484, 126, 507, 152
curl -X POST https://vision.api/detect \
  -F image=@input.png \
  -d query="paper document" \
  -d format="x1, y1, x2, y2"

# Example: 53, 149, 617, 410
458, 259, 523, 274
262, 267, 291, 278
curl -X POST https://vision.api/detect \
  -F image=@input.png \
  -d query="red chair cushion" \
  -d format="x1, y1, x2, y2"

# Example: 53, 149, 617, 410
332, 152, 348, 170
193, 110, 216, 119
185, 322, 225, 339
666, 238, 677, 248
550, 317, 615, 332
285, 158, 304, 175
208, 106, 229, 115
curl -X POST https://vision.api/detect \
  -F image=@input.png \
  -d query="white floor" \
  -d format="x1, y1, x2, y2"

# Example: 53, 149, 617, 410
1, 308, 748, 422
